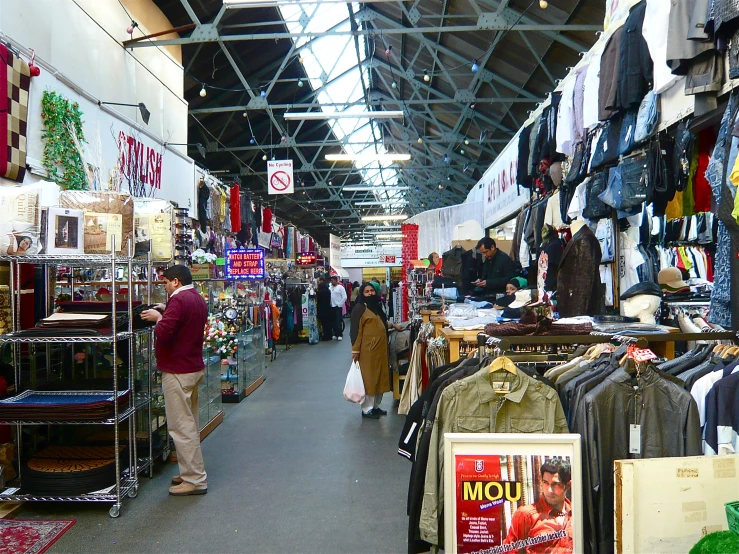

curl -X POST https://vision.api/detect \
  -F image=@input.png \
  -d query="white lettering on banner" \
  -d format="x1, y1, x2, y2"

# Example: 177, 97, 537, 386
267, 160, 294, 195
480, 135, 526, 228
117, 131, 162, 190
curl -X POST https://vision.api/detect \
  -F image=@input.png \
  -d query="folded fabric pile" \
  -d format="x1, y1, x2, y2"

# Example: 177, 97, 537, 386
23, 445, 128, 496
483, 321, 593, 336
0, 390, 130, 421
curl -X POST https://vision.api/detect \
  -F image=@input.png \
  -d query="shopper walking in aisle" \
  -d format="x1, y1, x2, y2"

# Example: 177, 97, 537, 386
141, 265, 209, 496
474, 237, 519, 295
350, 280, 361, 310
316, 276, 333, 341
329, 275, 347, 340
350, 282, 403, 419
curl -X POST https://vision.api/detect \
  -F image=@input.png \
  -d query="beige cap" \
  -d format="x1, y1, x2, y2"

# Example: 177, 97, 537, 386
658, 267, 689, 291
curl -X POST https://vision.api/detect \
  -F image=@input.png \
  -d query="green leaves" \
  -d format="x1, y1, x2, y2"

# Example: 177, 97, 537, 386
41, 90, 87, 190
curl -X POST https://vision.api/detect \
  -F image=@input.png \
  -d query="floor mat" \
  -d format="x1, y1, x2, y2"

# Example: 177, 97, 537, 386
0, 520, 76, 554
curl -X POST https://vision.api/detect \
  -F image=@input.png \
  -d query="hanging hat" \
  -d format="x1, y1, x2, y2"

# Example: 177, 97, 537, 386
658, 267, 690, 293
619, 282, 663, 301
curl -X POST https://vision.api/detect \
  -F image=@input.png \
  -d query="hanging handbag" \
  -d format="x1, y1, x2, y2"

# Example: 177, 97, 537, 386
634, 90, 659, 144
618, 109, 639, 156
582, 171, 612, 220
270, 232, 282, 249
672, 119, 694, 192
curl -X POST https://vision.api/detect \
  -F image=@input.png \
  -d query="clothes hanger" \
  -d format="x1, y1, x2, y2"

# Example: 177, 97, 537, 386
486, 355, 517, 375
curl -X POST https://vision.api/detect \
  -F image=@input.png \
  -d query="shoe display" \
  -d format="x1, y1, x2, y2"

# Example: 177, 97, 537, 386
361, 410, 380, 419
171, 475, 183, 485
372, 407, 388, 416
169, 482, 208, 496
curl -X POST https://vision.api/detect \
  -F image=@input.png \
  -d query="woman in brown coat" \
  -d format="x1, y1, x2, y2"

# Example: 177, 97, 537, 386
351, 283, 403, 419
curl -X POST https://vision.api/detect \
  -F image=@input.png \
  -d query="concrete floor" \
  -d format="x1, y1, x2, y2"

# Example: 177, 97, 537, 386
14, 335, 411, 553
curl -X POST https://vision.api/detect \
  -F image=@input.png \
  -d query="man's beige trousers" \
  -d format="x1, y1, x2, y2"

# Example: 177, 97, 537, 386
162, 371, 207, 487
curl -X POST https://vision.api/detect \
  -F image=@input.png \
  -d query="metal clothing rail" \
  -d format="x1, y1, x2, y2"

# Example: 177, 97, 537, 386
588, 331, 646, 346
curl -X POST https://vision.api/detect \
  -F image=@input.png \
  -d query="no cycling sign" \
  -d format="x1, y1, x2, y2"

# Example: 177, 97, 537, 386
267, 160, 294, 195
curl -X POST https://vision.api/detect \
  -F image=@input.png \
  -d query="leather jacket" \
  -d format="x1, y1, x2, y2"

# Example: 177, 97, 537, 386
575, 365, 702, 554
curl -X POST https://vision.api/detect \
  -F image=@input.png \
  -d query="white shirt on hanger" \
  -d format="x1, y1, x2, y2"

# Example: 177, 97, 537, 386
583, 47, 603, 129
567, 180, 589, 221
643, 0, 679, 93
619, 232, 645, 294
556, 77, 577, 157
544, 190, 563, 229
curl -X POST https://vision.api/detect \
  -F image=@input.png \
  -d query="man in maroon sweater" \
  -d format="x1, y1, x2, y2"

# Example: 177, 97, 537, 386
141, 265, 209, 496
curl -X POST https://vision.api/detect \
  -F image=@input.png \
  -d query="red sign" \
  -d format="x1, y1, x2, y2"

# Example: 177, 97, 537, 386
117, 131, 162, 190
379, 255, 396, 264
296, 252, 317, 266
455, 454, 505, 553
225, 248, 265, 280
270, 170, 291, 191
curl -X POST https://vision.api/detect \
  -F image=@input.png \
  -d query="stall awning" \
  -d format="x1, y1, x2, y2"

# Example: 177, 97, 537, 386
330, 266, 349, 279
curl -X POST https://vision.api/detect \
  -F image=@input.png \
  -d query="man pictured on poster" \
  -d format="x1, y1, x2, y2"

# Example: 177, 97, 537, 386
503, 458, 572, 553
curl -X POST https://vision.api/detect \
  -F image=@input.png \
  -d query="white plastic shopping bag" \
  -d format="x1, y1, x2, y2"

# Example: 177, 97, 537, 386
343, 360, 366, 403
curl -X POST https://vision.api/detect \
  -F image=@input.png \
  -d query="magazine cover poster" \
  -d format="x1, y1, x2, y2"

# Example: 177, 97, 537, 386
455, 454, 573, 554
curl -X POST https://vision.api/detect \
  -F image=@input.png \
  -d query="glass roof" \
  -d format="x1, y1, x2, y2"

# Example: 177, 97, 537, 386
279, 3, 405, 210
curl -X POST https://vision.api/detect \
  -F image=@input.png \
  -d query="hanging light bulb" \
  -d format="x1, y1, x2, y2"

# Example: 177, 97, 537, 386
281, 136, 287, 143
471, 59, 479, 73
260, 88, 267, 98
470, 103, 476, 110
423, 70, 430, 82
460, 149, 465, 155
438, 184, 444, 190
417, 137, 423, 144
262, 154, 267, 161
298, 79, 303, 87
329, 180, 333, 186
385, 45, 392, 56
271, 155, 276, 161
298, 55, 304, 63
126, 21, 138, 35
243, 111, 248, 118
199, 85, 207, 98
539, 0, 548, 7
250, 137, 255, 144
464, 139, 470, 145
444, 155, 450, 163
391, 81, 397, 89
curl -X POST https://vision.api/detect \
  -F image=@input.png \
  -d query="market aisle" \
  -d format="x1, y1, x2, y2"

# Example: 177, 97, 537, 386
15, 336, 411, 553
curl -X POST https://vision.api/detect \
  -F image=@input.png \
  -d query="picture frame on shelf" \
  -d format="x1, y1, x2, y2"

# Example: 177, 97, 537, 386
443, 433, 582, 554
45, 207, 84, 255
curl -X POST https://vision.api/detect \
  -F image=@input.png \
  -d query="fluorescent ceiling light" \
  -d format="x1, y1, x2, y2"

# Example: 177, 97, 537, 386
366, 225, 400, 230
378, 243, 403, 248
361, 214, 408, 221
326, 153, 411, 162
284, 110, 403, 120
342, 186, 409, 192
375, 234, 404, 239
355, 201, 408, 206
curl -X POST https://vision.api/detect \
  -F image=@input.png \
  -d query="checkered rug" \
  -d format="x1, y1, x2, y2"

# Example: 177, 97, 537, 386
0, 43, 30, 182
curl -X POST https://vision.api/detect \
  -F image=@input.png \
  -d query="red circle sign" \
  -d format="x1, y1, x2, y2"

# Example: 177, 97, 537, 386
270, 170, 291, 191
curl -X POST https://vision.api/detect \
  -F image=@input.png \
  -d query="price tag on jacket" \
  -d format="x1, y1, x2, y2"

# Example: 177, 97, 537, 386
629, 424, 641, 454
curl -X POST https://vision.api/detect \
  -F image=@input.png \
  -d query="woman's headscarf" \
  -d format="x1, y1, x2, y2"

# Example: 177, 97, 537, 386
357, 282, 387, 325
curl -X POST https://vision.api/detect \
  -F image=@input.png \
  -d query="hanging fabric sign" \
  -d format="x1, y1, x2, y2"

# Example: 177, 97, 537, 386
267, 160, 294, 195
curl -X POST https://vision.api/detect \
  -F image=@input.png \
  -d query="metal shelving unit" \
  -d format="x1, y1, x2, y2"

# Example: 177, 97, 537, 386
0, 238, 156, 518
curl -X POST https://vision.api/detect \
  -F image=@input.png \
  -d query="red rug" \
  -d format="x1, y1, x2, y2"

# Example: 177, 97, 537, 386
0, 520, 76, 554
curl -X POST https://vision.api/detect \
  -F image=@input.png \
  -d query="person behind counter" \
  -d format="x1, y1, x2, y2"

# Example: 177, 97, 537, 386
474, 237, 519, 295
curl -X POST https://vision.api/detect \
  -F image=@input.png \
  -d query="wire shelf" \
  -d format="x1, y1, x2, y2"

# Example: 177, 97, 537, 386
0, 327, 154, 344
0, 478, 138, 503
0, 394, 150, 425
0, 254, 150, 265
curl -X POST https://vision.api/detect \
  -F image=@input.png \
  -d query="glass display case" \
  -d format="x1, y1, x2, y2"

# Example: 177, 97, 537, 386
195, 278, 266, 404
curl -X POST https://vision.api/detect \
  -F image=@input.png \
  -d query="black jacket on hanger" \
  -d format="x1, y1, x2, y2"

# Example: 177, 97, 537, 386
556, 225, 603, 317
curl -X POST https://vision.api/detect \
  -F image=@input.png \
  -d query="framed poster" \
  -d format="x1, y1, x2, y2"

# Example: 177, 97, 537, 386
46, 207, 84, 255
444, 433, 582, 554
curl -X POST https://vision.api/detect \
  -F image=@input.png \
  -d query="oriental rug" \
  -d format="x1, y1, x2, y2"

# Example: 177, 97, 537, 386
0, 519, 75, 554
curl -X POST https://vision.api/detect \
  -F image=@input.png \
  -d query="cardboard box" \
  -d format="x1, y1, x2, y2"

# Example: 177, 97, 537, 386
191, 264, 213, 280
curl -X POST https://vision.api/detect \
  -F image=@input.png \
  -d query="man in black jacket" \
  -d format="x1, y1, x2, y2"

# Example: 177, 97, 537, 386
474, 237, 518, 295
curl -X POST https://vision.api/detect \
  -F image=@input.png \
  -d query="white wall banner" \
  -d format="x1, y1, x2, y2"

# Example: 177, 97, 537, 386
267, 160, 294, 195
479, 134, 527, 228
329, 233, 342, 268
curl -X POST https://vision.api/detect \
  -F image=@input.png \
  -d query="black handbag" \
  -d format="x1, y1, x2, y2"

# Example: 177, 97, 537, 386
582, 171, 612, 219
672, 119, 694, 192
